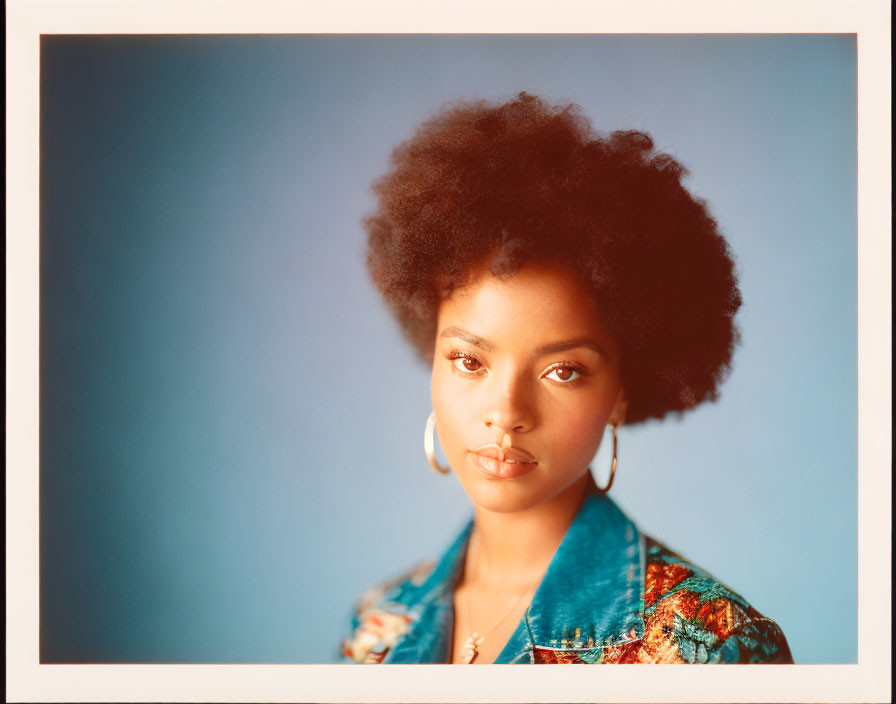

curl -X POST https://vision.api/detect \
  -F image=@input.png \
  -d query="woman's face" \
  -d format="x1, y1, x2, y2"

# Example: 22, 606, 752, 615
430, 259, 627, 514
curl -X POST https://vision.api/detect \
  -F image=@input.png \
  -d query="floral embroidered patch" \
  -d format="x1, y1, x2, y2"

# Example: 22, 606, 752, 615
341, 608, 413, 664
644, 561, 693, 607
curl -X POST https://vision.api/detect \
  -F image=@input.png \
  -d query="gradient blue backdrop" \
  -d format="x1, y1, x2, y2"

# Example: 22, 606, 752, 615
40, 35, 857, 663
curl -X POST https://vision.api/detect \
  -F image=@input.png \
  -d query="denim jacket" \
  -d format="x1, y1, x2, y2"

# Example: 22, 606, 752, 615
339, 485, 792, 664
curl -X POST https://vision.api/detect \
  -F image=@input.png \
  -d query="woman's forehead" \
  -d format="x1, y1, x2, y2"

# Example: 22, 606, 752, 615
436, 260, 619, 356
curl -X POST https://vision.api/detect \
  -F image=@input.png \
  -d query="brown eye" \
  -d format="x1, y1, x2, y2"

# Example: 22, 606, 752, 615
452, 356, 483, 374
544, 365, 582, 383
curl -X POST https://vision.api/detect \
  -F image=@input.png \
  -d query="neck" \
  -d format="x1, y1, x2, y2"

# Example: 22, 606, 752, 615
464, 472, 592, 591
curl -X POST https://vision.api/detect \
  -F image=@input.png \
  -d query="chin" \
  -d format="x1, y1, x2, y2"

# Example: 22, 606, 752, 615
464, 489, 543, 514
453, 462, 576, 514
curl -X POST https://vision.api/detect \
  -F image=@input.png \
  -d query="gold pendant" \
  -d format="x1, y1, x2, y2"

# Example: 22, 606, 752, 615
461, 632, 485, 664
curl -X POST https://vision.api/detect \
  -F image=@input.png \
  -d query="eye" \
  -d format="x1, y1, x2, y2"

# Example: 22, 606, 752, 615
543, 364, 583, 383
450, 353, 484, 374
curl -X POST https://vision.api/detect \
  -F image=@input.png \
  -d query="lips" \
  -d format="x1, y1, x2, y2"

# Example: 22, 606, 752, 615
469, 443, 538, 479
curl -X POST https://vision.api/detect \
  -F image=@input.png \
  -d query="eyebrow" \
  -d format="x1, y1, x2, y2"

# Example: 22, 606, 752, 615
438, 327, 607, 357
439, 327, 496, 352
534, 336, 607, 357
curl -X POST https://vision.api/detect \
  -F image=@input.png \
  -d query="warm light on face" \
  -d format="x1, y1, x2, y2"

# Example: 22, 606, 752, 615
430, 259, 626, 514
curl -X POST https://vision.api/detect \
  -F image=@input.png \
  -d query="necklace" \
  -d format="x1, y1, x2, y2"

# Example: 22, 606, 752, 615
459, 586, 533, 664
457, 532, 536, 664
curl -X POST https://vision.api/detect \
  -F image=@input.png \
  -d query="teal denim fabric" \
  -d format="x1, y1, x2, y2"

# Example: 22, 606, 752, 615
339, 486, 792, 664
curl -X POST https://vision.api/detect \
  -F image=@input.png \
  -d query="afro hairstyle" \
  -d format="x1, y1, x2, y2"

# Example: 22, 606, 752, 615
364, 92, 742, 425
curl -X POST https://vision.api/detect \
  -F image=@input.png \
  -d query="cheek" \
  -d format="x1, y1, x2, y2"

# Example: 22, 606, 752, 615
544, 392, 614, 461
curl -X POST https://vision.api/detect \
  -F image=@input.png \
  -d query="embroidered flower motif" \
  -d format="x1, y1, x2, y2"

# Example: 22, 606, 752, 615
721, 619, 788, 663
641, 589, 701, 663
673, 612, 721, 664
602, 638, 642, 664
697, 597, 748, 640
644, 562, 693, 607
532, 648, 585, 664
342, 608, 413, 663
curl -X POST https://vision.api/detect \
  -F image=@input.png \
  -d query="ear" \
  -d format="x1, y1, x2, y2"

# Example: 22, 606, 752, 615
608, 387, 628, 427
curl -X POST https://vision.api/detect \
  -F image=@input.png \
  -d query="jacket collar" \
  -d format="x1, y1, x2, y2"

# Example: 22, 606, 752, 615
384, 483, 644, 664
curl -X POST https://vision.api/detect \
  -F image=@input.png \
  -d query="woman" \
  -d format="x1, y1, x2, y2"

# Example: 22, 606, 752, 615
340, 92, 792, 665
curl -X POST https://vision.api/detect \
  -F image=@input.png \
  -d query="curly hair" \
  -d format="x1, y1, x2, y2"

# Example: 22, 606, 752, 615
365, 92, 741, 425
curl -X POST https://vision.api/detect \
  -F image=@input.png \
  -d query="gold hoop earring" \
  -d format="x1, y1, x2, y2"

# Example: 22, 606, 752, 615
593, 423, 618, 493
424, 411, 451, 475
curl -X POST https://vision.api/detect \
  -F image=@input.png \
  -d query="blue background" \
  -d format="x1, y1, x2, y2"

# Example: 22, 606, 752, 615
40, 35, 856, 663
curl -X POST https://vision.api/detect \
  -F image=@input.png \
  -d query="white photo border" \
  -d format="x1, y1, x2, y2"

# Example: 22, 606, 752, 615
6, 1, 891, 702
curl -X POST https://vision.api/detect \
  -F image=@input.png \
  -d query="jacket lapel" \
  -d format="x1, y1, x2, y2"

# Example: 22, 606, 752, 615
380, 488, 644, 664
495, 490, 645, 663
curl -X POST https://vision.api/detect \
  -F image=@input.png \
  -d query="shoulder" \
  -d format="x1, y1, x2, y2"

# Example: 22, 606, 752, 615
628, 536, 793, 664
339, 559, 436, 663
353, 558, 436, 615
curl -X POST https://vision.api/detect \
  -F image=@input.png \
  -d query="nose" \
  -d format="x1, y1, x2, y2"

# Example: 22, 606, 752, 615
481, 374, 535, 434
